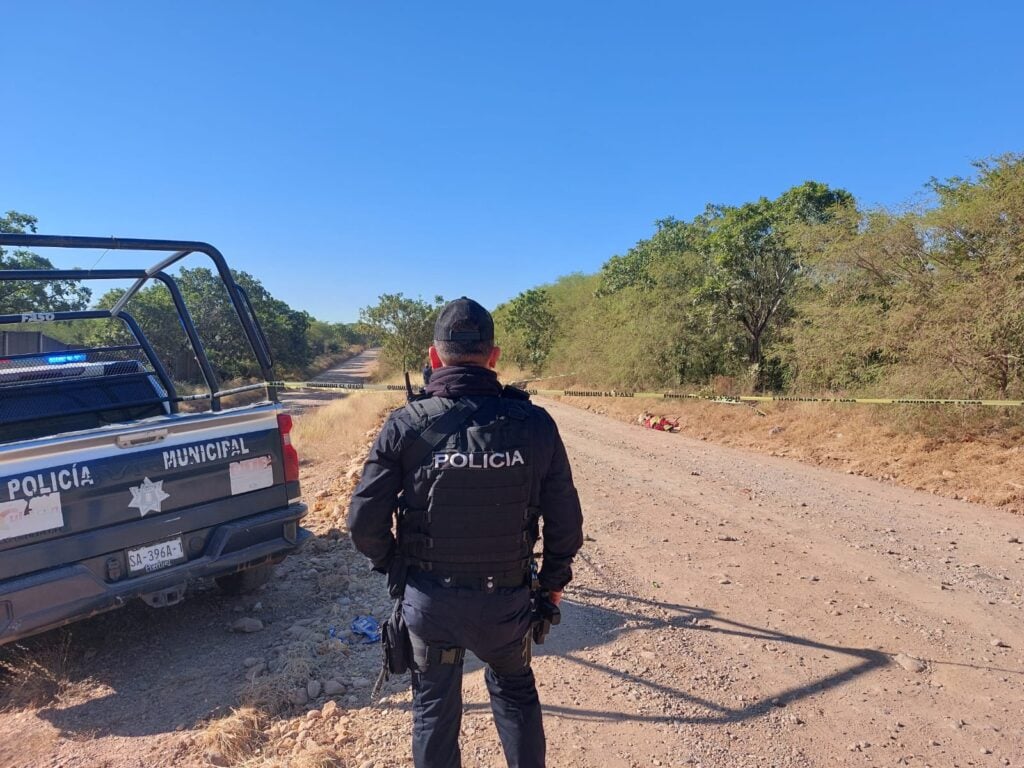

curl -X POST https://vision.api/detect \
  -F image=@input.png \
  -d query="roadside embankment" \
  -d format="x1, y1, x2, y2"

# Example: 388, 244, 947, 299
553, 395, 1024, 515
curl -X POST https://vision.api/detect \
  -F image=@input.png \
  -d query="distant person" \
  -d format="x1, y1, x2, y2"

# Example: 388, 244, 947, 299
422, 361, 433, 386
349, 297, 584, 768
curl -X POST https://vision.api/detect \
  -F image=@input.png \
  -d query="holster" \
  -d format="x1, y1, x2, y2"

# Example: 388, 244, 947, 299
381, 596, 413, 675
380, 556, 412, 679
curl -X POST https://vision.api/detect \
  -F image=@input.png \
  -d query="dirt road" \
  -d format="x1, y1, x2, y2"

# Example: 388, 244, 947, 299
514, 400, 1024, 767
3, 369, 1023, 767
315, 350, 381, 385
280, 348, 382, 415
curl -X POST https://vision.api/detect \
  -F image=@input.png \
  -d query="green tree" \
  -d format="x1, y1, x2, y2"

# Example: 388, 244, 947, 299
701, 182, 854, 372
0, 211, 91, 313
787, 155, 1024, 399
90, 284, 185, 371
232, 270, 311, 374
161, 267, 311, 379
596, 217, 694, 296
307, 319, 364, 356
90, 266, 314, 382
500, 288, 556, 374
359, 293, 445, 372
914, 155, 1024, 396
786, 209, 921, 392
591, 215, 742, 389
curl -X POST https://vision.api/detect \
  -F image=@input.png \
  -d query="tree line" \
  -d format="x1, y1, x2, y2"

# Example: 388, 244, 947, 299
9, 152, 1021, 399
494, 154, 1024, 400
0, 212, 365, 381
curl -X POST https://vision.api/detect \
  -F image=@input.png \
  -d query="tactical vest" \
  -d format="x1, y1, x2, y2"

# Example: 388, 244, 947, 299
397, 393, 538, 580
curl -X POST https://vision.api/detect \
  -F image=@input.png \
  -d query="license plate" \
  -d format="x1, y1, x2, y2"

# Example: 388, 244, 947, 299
127, 537, 185, 574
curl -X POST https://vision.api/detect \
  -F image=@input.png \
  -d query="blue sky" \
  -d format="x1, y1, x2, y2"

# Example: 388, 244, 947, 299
5, 2, 1023, 322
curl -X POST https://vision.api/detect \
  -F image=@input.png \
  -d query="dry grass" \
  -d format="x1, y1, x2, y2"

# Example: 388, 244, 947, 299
252, 745, 345, 768
495, 363, 534, 385
558, 395, 1024, 514
291, 392, 402, 465
0, 632, 76, 711
240, 642, 320, 714
198, 707, 267, 764
240, 677, 296, 717
199, 705, 350, 767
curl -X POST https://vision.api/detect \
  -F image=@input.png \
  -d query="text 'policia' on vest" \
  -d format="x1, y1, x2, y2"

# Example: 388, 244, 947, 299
431, 449, 525, 470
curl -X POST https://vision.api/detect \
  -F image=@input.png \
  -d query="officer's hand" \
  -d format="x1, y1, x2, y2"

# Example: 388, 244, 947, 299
548, 590, 563, 606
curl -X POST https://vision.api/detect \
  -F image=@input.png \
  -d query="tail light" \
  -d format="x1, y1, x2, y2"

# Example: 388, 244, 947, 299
278, 413, 300, 483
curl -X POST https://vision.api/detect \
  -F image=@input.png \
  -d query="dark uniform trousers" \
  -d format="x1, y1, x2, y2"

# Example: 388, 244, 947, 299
403, 571, 545, 768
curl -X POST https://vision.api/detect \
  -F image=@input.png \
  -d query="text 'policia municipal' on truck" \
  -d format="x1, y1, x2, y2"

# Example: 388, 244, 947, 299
0, 235, 309, 645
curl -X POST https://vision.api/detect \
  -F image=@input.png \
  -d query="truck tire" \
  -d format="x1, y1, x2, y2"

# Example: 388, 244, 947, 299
215, 563, 275, 595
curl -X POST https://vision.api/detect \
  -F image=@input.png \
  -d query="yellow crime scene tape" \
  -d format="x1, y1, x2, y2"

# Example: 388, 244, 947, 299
271, 381, 1024, 408
273, 381, 408, 392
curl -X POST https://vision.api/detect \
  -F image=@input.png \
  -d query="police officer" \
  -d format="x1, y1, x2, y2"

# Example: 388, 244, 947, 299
348, 297, 583, 768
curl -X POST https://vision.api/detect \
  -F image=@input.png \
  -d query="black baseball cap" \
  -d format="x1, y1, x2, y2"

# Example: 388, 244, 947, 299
434, 297, 494, 343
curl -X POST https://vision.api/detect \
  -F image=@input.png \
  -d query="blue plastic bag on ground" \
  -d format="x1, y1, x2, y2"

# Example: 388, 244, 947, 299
351, 615, 381, 643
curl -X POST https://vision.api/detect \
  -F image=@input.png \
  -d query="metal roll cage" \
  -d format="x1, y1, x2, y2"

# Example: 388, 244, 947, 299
0, 234, 278, 411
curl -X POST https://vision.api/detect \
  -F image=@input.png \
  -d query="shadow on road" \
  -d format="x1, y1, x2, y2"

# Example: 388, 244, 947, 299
9, 552, 989, 741
2, 582, 275, 739
455, 584, 891, 726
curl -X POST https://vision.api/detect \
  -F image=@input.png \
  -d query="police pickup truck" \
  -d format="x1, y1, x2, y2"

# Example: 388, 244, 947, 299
0, 235, 309, 645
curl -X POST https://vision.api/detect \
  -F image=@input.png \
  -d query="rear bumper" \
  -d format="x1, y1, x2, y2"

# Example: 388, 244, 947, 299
0, 503, 309, 645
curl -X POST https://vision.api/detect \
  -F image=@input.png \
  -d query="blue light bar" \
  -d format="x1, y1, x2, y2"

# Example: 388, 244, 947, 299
46, 353, 88, 365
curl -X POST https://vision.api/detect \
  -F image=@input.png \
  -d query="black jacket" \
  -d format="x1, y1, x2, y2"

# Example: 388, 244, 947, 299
347, 365, 583, 590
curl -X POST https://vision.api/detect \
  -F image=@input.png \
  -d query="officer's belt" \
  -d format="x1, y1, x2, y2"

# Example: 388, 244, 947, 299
410, 568, 529, 590
402, 531, 530, 554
